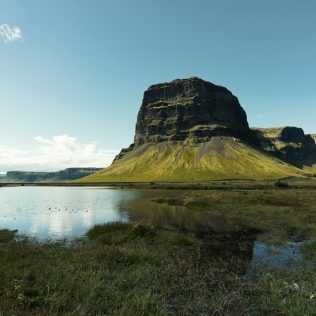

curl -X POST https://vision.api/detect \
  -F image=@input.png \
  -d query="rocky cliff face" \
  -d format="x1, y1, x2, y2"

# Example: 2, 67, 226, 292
110, 77, 315, 176
1, 168, 103, 183
115, 77, 257, 161
253, 127, 316, 167
134, 77, 251, 145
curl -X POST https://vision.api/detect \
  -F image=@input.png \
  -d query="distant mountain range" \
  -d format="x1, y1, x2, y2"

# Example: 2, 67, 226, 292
0, 168, 102, 183
77, 77, 315, 182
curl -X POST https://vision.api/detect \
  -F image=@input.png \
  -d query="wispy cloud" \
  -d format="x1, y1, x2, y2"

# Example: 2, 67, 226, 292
257, 113, 269, 119
0, 24, 22, 43
0, 135, 119, 172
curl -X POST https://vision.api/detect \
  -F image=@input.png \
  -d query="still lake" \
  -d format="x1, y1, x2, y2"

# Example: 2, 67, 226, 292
0, 186, 141, 240
0, 186, 302, 272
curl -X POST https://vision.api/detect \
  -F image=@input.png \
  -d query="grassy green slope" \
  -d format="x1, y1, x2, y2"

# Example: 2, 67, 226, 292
80, 138, 303, 182
303, 164, 316, 174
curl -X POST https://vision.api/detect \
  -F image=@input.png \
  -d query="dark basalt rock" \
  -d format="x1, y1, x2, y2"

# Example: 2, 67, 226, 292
115, 77, 258, 161
134, 77, 251, 146
253, 127, 316, 167
113, 143, 135, 162
280, 127, 309, 143
113, 77, 315, 169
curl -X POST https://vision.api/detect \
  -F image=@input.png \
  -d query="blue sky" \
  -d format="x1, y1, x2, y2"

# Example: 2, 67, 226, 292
0, 0, 315, 172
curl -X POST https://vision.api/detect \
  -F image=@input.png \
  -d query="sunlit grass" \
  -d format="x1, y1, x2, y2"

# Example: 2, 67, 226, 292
78, 139, 303, 182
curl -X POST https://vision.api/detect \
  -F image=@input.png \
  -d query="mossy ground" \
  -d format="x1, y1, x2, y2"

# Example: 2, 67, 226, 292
79, 139, 303, 183
1, 189, 316, 315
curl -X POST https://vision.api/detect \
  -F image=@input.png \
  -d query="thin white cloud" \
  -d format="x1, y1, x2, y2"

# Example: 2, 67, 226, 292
0, 135, 119, 172
0, 24, 22, 43
257, 113, 269, 119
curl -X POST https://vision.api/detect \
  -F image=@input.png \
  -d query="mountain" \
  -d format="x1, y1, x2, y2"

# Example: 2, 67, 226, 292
83, 139, 302, 182
1, 168, 102, 183
79, 77, 305, 182
253, 127, 316, 171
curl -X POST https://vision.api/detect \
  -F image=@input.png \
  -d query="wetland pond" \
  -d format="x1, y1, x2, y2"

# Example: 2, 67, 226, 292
0, 186, 307, 273
0, 186, 139, 240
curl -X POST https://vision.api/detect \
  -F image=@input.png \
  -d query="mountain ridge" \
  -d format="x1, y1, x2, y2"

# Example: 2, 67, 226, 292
1, 168, 102, 183
252, 126, 316, 168
78, 77, 314, 182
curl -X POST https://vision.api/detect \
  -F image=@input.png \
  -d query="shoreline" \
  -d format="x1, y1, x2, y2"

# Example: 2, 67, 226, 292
1, 178, 316, 190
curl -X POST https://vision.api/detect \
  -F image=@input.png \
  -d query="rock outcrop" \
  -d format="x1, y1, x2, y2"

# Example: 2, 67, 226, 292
115, 77, 258, 161
134, 77, 251, 145
253, 127, 316, 167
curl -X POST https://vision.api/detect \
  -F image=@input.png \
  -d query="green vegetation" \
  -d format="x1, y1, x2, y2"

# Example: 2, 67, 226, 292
127, 188, 316, 244
1, 189, 316, 315
0, 229, 17, 243
303, 164, 316, 174
79, 139, 303, 182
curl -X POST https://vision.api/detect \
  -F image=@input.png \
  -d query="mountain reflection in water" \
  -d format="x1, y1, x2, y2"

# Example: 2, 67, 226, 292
124, 195, 304, 276
125, 198, 237, 233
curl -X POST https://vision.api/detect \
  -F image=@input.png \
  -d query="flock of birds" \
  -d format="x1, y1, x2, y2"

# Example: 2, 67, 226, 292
1, 206, 90, 221
47, 206, 90, 214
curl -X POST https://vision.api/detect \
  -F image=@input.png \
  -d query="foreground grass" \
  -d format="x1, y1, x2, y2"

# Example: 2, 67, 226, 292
1, 189, 316, 315
0, 224, 316, 315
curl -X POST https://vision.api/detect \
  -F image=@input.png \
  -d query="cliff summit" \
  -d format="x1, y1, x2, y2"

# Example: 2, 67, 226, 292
134, 77, 251, 146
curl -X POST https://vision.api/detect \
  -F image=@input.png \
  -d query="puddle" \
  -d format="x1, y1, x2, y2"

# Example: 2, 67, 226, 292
245, 241, 303, 279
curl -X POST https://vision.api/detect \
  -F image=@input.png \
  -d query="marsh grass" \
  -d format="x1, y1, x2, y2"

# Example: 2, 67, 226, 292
1, 189, 316, 315
301, 240, 316, 260
0, 229, 17, 243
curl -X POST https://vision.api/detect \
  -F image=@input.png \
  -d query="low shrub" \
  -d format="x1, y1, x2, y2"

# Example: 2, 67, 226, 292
130, 223, 156, 239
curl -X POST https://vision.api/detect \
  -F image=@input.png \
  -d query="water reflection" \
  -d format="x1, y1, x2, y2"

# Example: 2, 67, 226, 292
125, 196, 306, 275
125, 196, 260, 274
0, 186, 305, 277
252, 241, 303, 267
245, 241, 303, 278
0, 187, 138, 240
125, 197, 238, 234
